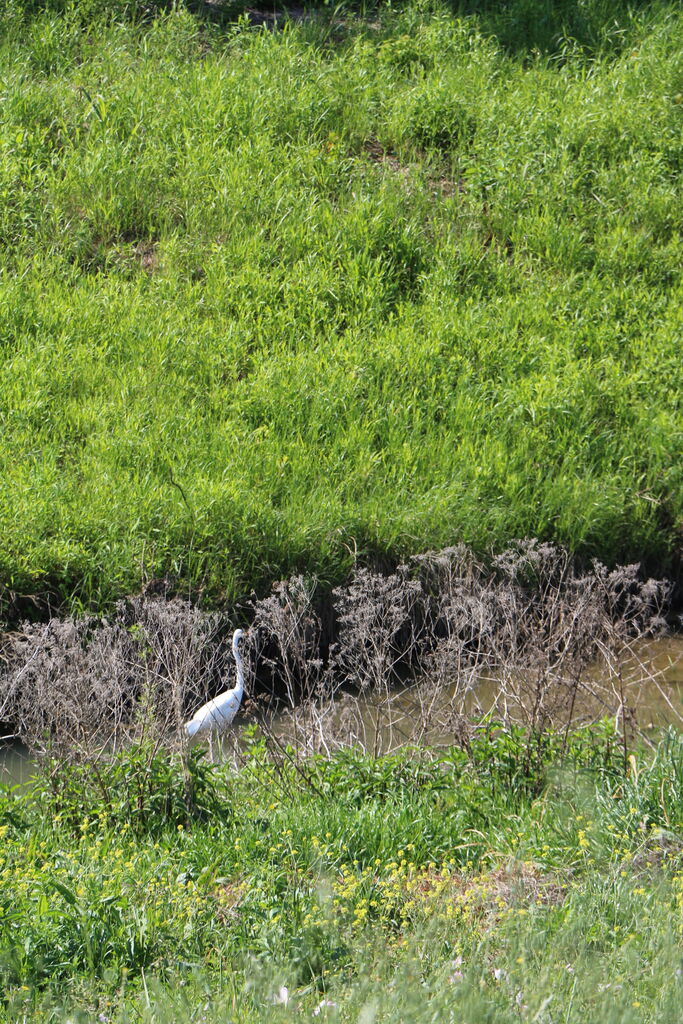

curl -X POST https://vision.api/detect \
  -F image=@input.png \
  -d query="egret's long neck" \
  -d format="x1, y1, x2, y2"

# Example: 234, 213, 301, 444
232, 640, 244, 701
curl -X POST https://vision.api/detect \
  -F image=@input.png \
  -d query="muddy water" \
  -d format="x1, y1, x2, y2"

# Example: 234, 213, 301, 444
2, 637, 682, 783
0, 740, 34, 787
273, 636, 683, 753
467, 636, 683, 730
589, 636, 683, 728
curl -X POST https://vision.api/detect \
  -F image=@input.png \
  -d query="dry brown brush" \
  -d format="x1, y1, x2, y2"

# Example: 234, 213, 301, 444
0, 542, 676, 766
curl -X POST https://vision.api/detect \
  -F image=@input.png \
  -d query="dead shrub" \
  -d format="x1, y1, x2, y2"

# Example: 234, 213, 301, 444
0, 596, 231, 761
0, 542, 676, 767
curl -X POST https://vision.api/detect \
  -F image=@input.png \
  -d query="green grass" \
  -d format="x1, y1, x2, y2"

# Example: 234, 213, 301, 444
4, 726, 683, 1021
0, 0, 681, 615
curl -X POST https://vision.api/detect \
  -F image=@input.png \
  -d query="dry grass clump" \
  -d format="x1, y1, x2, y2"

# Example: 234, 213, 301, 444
413, 541, 671, 739
419, 860, 566, 924
256, 541, 674, 757
0, 542, 675, 762
0, 596, 230, 758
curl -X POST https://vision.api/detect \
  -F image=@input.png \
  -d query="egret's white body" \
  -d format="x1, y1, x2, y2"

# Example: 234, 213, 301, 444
185, 629, 245, 738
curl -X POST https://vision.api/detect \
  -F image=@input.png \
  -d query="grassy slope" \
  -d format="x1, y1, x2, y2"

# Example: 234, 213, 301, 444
0, 0, 681, 613
4, 729, 683, 1021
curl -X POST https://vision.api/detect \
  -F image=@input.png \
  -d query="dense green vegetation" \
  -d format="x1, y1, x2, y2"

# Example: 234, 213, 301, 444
3, 726, 683, 1021
0, 0, 681, 617
2, 6, 681, 1018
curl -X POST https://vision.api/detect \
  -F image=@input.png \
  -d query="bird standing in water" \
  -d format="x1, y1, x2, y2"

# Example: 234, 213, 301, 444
184, 628, 245, 738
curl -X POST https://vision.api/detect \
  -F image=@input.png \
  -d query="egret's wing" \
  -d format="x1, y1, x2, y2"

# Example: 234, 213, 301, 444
209, 689, 241, 725
187, 686, 241, 734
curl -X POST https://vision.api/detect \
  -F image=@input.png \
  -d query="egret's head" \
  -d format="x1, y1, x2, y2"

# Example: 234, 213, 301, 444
232, 628, 245, 648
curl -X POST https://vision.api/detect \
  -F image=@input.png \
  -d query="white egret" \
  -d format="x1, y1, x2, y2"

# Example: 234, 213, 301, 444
184, 628, 246, 738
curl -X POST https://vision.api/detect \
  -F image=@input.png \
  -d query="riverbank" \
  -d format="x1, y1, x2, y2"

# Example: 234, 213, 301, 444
3, 726, 683, 1022
1, 543, 676, 753
1, 0, 681, 621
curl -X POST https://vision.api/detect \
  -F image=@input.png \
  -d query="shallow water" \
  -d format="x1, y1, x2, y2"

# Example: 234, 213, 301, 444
606, 636, 683, 727
2, 636, 682, 782
0, 739, 35, 788
468, 636, 683, 730
271, 635, 683, 754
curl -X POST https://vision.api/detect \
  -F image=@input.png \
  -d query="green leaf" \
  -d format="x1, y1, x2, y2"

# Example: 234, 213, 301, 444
50, 879, 78, 905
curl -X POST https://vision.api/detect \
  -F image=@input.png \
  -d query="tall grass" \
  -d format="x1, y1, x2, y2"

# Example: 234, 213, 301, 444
0, 0, 681, 616
4, 727, 683, 1021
